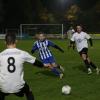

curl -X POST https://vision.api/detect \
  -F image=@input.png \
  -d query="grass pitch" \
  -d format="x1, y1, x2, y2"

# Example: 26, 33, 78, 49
0, 39, 100, 100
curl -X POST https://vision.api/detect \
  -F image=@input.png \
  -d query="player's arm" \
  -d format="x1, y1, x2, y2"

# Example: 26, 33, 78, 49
33, 59, 44, 68
88, 38, 93, 47
85, 33, 93, 47
48, 41, 64, 53
24, 52, 44, 68
31, 43, 38, 54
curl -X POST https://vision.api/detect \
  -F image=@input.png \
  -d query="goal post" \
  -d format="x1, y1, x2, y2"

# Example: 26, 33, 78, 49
19, 24, 64, 39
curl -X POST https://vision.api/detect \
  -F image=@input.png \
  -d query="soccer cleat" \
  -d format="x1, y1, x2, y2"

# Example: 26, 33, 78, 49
88, 68, 92, 75
59, 66, 65, 72
96, 68, 100, 75
60, 73, 64, 79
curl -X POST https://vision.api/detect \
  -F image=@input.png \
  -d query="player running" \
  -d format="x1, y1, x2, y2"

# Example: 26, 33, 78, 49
69, 25, 99, 75
31, 33, 64, 79
0, 33, 44, 100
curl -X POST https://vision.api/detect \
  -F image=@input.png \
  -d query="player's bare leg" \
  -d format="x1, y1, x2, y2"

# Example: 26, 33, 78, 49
52, 63, 64, 72
44, 64, 51, 70
51, 63, 64, 79
81, 54, 92, 74
44, 64, 63, 79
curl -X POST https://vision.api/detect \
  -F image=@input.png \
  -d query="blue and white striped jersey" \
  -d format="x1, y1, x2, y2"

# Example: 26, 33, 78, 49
32, 40, 55, 60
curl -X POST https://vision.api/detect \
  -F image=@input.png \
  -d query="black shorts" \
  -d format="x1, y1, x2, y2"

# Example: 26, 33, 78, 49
79, 48, 88, 55
0, 83, 31, 98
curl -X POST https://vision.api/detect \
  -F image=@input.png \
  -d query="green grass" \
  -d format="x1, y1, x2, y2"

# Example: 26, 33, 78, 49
0, 39, 100, 100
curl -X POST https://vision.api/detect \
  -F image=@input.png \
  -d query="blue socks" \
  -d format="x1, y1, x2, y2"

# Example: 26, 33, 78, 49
51, 67, 61, 76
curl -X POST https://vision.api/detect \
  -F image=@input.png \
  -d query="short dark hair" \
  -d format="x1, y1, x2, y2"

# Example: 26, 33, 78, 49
5, 33, 16, 45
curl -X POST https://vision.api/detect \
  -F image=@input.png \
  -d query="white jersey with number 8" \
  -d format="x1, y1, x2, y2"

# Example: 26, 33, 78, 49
0, 48, 36, 93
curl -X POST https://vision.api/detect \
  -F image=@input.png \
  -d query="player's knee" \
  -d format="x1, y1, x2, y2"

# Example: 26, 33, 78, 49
44, 64, 51, 68
51, 63, 57, 67
81, 54, 87, 60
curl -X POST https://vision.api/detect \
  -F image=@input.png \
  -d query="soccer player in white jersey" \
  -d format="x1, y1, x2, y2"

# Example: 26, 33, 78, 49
67, 27, 75, 40
70, 25, 99, 74
0, 33, 44, 100
31, 32, 64, 79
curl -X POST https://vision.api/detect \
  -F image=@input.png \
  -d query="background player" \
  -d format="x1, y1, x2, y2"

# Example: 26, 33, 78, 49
67, 27, 75, 49
67, 26, 75, 40
70, 25, 99, 74
31, 32, 64, 79
0, 33, 44, 100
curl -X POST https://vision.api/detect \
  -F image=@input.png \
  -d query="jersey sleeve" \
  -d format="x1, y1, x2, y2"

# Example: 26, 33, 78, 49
32, 42, 38, 52
48, 40, 55, 47
23, 51, 36, 64
85, 33, 91, 39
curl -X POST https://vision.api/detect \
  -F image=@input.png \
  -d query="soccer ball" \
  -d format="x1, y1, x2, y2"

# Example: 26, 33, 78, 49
62, 85, 71, 95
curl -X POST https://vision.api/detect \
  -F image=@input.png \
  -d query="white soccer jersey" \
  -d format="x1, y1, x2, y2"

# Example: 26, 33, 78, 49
71, 31, 91, 52
67, 29, 75, 39
0, 48, 36, 93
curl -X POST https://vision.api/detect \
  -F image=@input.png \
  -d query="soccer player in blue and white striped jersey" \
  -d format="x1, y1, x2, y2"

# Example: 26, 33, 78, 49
31, 33, 64, 79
